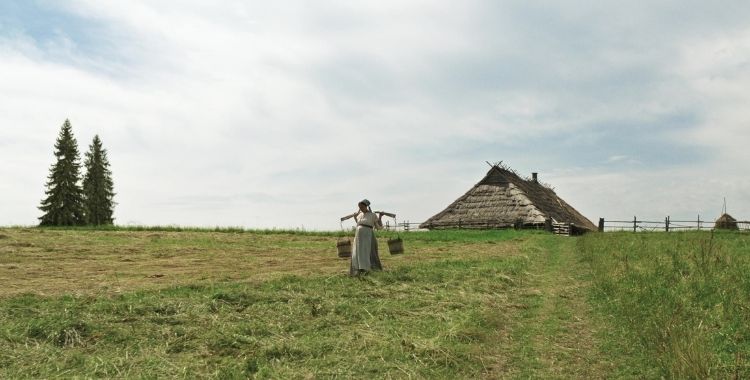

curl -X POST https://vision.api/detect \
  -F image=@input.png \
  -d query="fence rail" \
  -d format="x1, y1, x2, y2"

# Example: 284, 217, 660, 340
599, 216, 750, 232
380, 221, 425, 231
378, 217, 750, 233
385, 220, 574, 235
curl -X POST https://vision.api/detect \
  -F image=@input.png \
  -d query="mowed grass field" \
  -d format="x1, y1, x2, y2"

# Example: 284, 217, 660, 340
0, 227, 748, 378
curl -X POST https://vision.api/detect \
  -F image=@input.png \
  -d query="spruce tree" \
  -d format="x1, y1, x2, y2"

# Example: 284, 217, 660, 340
82, 135, 116, 225
38, 119, 86, 226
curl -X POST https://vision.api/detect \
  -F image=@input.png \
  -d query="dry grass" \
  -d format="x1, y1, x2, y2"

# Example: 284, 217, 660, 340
0, 227, 643, 378
0, 227, 543, 378
0, 228, 522, 298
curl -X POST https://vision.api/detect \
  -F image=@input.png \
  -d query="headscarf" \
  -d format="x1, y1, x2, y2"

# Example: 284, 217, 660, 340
359, 199, 372, 213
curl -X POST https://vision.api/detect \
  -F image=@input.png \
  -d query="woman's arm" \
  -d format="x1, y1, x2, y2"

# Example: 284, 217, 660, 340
341, 210, 361, 222
374, 212, 384, 229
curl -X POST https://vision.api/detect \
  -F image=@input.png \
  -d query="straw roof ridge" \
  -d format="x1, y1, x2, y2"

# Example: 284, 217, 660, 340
489, 161, 555, 191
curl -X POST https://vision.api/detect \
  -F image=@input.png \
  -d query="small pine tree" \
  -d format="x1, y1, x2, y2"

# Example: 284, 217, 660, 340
39, 119, 86, 226
82, 135, 116, 225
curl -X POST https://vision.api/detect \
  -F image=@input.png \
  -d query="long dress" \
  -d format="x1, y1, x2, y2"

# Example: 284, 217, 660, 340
350, 211, 383, 276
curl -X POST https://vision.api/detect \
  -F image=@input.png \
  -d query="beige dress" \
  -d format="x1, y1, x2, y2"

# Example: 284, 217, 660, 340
350, 212, 383, 275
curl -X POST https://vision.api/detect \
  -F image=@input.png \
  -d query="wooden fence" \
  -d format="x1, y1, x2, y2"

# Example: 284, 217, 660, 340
385, 219, 574, 235
384, 221, 424, 231
598, 217, 750, 232
382, 217, 750, 233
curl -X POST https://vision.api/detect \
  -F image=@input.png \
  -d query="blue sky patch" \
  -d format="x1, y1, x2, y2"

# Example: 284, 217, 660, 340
0, 1, 125, 71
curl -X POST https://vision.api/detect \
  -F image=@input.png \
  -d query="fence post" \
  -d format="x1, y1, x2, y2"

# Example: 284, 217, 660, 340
545, 218, 553, 232
598, 218, 604, 232
697, 215, 701, 230
665, 216, 669, 232
633, 216, 637, 233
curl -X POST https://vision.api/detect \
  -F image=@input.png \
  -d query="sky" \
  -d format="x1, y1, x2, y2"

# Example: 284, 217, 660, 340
1, 1, 749, 230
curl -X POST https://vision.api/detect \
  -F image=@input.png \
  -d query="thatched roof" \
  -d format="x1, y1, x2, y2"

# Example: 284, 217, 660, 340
715, 213, 738, 230
420, 164, 596, 231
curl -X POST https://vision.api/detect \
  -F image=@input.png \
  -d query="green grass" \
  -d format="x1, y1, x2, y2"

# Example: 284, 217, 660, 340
0, 227, 541, 378
2, 227, 749, 378
0, 251, 528, 378
579, 231, 750, 378
8, 224, 543, 241
11, 224, 353, 236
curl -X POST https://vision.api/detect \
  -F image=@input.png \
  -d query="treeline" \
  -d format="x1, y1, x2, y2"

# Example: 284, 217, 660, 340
38, 119, 116, 226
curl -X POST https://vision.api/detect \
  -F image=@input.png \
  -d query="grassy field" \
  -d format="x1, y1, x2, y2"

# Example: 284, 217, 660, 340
579, 231, 750, 379
0, 227, 748, 378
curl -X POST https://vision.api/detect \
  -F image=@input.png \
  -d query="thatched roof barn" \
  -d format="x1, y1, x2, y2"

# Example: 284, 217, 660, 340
420, 164, 596, 232
715, 213, 738, 230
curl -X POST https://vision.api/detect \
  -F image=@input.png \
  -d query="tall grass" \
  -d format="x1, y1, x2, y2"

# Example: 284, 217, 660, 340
579, 231, 750, 378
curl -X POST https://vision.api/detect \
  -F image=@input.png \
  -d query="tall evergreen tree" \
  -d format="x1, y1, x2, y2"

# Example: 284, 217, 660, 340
38, 119, 86, 226
82, 135, 116, 225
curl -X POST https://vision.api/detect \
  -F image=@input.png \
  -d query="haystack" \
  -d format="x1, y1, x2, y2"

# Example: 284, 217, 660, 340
420, 163, 596, 233
714, 213, 738, 230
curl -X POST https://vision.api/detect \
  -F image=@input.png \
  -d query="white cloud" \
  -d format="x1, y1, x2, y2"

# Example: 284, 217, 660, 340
2, 1, 750, 228
677, 29, 750, 164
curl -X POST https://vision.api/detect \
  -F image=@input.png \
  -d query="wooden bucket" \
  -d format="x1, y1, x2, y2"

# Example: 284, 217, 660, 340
387, 237, 404, 254
336, 239, 352, 258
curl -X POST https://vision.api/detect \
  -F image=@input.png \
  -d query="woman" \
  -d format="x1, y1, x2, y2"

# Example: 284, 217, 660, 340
350, 199, 384, 276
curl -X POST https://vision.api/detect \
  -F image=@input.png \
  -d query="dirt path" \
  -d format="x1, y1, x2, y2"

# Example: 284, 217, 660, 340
490, 236, 614, 379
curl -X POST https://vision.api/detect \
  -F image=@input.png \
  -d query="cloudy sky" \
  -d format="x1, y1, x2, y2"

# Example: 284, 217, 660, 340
2, 1, 749, 229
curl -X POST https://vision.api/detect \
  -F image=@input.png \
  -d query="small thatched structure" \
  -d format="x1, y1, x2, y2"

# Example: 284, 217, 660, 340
420, 163, 596, 233
715, 213, 738, 230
